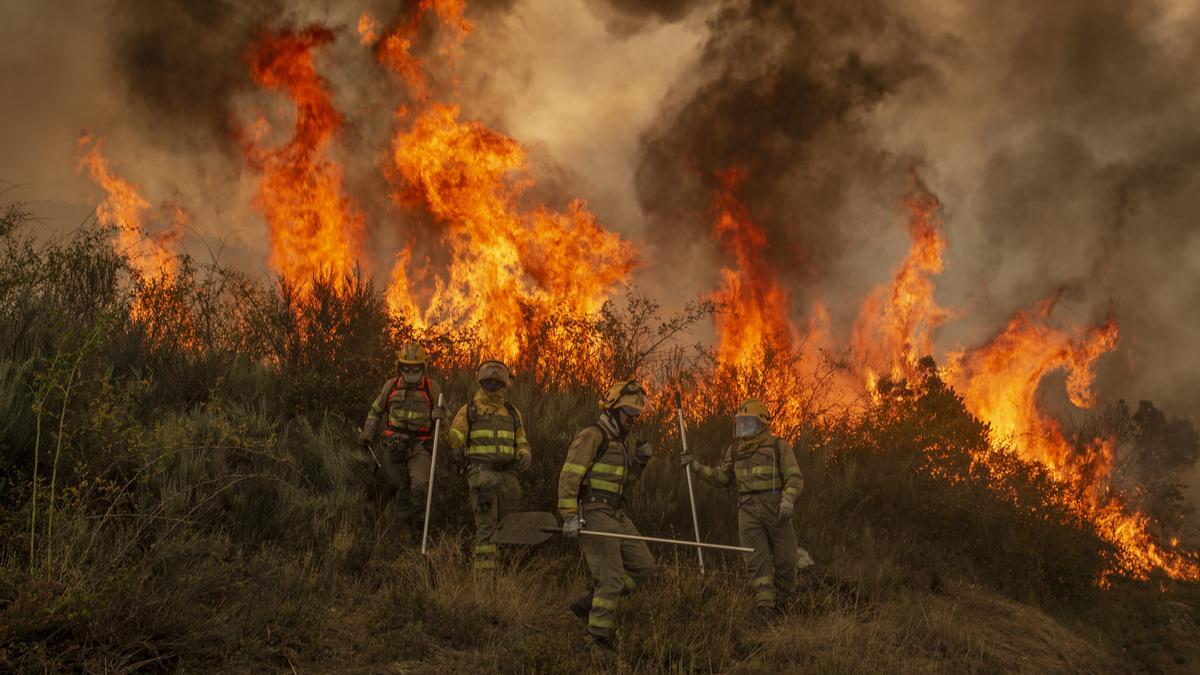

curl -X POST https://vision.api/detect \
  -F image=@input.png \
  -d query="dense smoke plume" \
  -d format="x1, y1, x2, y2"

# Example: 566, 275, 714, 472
633, 1, 926, 315
110, 0, 285, 152
620, 0, 1200, 431
0, 0, 1197, 426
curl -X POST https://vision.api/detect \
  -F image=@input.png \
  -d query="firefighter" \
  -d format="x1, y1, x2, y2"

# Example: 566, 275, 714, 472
359, 343, 446, 536
558, 380, 656, 649
445, 360, 532, 572
682, 399, 803, 620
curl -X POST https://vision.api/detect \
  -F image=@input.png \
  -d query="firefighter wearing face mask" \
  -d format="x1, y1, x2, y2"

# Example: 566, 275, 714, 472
360, 343, 447, 534
682, 399, 803, 619
557, 380, 656, 650
446, 360, 532, 572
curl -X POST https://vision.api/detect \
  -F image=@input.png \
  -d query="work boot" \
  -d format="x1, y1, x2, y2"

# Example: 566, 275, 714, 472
591, 633, 616, 653
755, 605, 779, 625
776, 591, 797, 614
569, 592, 593, 621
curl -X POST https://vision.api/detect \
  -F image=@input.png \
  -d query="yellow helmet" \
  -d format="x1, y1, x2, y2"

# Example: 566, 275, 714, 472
736, 399, 771, 425
601, 380, 647, 413
477, 360, 511, 387
396, 342, 428, 366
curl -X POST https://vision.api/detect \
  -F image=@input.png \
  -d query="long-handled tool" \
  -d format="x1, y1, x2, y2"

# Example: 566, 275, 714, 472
676, 392, 705, 572
492, 512, 752, 553
420, 393, 445, 555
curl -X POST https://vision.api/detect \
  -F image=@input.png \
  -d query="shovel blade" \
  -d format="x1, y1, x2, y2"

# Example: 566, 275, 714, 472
491, 511, 561, 546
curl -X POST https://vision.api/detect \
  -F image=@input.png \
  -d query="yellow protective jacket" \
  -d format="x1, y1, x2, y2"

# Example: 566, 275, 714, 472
362, 377, 444, 441
557, 412, 650, 517
694, 432, 803, 501
447, 389, 530, 464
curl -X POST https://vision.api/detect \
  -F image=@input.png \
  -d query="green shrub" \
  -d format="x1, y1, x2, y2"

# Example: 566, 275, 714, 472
0, 202, 1194, 672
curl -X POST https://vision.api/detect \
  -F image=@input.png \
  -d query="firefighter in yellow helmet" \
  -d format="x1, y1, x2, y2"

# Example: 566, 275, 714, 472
557, 380, 656, 650
445, 360, 532, 572
682, 399, 803, 620
359, 343, 447, 536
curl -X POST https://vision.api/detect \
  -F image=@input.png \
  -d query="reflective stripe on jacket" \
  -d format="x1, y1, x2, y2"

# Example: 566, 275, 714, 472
558, 413, 646, 517
447, 390, 529, 463
466, 406, 518, 461
695, 433, 803, 500
363, 377, 442, 440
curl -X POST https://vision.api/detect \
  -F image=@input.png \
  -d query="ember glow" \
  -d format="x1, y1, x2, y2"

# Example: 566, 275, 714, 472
75, 133, 180, 280
241, 27, 364, 287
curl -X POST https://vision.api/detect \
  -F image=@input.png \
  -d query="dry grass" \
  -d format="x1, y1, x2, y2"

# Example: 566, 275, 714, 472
1, 208, 1198, 672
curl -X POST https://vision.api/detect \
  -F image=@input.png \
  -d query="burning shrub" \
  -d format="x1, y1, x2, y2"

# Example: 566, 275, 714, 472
1, 200, 1198, 671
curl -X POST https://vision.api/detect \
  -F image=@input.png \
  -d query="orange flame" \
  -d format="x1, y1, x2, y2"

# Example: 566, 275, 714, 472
365, 6, 635, 367
357, 11, 382, 45
692, 168, 844, 436
241, 27, 364, 287
384, 104, 637, 363
1095, 501, 1200, 582
709, 167, 799, 369
360, 2, 473, 102
943, 297, 1198, 580
698, 165, 1198, 583
71, 4, 1196, 584
944, 296, 1117, 483
75, 133, 180, 279
853, 174, 948, 391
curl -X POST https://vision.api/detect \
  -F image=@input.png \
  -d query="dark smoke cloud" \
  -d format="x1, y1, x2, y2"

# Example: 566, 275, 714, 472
921, 0, 1200, 427
109, 0, 286, 151
105, 0, 522, 148
628, 0, 1200, 431
634, 1, 926, 303
2, 0, 1196, 437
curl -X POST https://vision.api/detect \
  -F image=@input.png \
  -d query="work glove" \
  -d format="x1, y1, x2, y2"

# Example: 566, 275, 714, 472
359, 435, 372, 451
778, 496, 795, 520
516, 449, 532, 471
562, 514, 581, 539
431, 406, 446, 423
635, 441, 653, 464
680, 453, 703, 473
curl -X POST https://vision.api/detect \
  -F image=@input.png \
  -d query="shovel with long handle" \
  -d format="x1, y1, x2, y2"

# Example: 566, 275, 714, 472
676, 392, 705, 572
563, 527, 751, 553
491, 511, 752, 553
420, 393, 445, 555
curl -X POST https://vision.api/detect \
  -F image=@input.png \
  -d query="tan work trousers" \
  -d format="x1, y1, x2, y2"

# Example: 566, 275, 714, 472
738, 491, 799, 608
580, 504, 655, 638
468, 465, 522, 570
381, 436, 432, 531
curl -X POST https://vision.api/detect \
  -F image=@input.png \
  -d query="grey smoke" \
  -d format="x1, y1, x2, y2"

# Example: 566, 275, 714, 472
622, 0, 1200, 436
0, 0, 1196, 437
